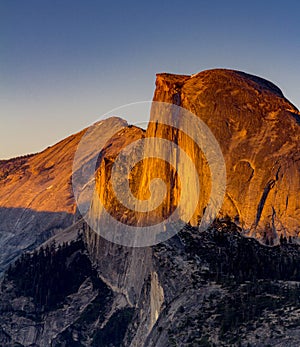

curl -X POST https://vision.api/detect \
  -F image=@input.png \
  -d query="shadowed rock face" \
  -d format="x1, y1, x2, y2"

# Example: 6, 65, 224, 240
2, 219, 300, 347
150, 69, 299, 239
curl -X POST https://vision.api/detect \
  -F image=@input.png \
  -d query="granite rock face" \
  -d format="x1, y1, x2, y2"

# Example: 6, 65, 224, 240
90, 70, 299, 245
150, 69, 299, 240
85, 125, 152, 305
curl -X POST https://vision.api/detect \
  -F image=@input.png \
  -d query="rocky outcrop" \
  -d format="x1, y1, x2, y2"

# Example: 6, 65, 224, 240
150, 69, 299, 239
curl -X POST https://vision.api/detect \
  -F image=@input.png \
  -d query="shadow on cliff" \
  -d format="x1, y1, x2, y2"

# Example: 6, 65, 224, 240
0, 206, 74, 275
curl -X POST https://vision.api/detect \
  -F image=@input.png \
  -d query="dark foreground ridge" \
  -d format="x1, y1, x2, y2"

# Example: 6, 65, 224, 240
1, 220, 300, 346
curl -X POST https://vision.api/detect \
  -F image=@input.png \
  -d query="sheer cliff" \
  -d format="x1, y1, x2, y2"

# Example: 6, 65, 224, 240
88, 69, 299, 250
149, 69, 299, 239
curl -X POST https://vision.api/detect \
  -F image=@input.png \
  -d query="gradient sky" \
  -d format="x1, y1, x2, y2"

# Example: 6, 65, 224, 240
1, 0, 299, 159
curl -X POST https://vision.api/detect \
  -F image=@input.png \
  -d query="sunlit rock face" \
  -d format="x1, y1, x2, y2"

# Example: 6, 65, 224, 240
86, 125, 153, 304
151, 69, 299, 240
89, 70, 299, 245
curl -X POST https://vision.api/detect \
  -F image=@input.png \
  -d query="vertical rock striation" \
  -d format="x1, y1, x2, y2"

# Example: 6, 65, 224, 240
151, 69, 299, 239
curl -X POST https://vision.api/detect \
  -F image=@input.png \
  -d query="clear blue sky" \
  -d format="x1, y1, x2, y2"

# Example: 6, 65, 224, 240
1, 0, 299, 158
